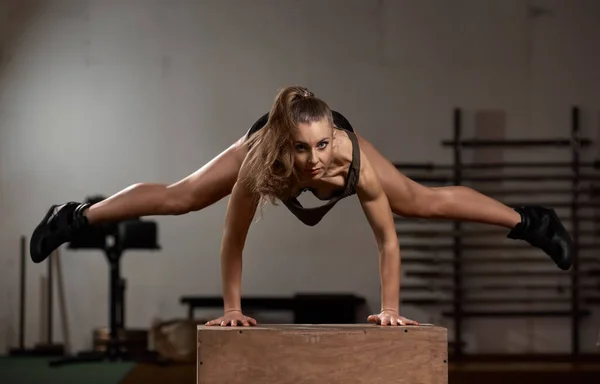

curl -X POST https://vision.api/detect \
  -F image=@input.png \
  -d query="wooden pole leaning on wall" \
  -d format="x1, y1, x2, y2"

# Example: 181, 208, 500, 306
9, 236, 28, 356
9, 237, 66, 356
53, 248, 71, 355
32, 249, 65, 356
196, 324, 448, 384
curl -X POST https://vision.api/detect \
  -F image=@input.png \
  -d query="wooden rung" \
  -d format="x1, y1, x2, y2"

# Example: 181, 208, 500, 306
197, 324, 448, 384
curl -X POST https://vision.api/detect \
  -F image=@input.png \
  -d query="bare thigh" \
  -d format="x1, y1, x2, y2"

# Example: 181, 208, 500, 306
355, 133, 432, 217
169, 135, 249, 211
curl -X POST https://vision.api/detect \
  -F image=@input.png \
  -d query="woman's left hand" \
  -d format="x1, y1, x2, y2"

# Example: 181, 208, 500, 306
367, 310, 419, 326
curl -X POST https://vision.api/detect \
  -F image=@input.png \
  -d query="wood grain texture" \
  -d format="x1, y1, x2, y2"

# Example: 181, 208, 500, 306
197, 324, 448, 384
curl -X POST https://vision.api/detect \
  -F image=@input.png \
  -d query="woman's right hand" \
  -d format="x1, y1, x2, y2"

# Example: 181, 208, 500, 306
205, 310, 258, 327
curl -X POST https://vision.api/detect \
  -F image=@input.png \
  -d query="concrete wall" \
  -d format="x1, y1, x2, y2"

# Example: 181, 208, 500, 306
1, 0, 599, 354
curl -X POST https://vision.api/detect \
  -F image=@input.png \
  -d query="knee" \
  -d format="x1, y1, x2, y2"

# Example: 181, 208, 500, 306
423, 186, 467, 219
163, 186, 196, 216
426, 187, 452, 218
401, 187, 447, 219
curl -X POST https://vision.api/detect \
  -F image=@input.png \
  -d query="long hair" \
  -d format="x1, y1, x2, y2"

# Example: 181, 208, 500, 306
241, 86, 333, 207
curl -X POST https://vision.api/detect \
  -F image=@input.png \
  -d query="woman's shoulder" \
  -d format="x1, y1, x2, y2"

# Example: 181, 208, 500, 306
333, 129, 355, 165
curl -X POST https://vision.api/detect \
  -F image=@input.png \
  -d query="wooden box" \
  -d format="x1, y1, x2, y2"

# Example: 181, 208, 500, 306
197, 324, 447, 384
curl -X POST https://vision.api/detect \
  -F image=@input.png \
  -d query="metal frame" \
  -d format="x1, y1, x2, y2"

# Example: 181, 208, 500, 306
394, 106, 599, 358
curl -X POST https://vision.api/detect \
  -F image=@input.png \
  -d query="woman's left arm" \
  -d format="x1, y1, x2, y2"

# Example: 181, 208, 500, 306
356, 151, 418, 326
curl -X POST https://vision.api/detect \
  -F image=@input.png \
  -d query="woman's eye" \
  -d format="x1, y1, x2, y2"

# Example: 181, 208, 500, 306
318, 141, 328, 149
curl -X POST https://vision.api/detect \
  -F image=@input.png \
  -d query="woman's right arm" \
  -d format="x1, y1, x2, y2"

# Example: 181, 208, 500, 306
220, 176, 259, 314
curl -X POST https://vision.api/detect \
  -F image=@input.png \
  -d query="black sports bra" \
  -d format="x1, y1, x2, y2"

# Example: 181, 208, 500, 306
282, 130, 361, 226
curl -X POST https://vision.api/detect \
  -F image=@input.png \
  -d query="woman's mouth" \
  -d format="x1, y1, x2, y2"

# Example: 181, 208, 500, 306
306, 168, 321, 175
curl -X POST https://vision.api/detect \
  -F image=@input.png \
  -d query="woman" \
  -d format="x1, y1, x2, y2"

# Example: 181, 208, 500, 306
30, 86, 573, 327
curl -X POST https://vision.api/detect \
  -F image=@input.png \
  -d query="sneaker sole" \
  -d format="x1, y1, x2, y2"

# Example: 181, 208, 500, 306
30, 205, 60, 263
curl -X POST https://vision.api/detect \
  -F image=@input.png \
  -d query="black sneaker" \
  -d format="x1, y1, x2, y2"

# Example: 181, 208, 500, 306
30, 202, 91, 263
507, 206, 573, 270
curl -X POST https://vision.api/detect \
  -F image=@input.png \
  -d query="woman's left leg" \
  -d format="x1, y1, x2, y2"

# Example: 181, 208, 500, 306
355, 133, 573, 270
355, 134, 520, 227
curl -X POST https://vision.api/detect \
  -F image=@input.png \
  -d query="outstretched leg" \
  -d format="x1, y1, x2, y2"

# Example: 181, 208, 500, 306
355, 133, 573, 270
30, 136, 249, 263
355, 134, 520, 226
85, 136, 248, 224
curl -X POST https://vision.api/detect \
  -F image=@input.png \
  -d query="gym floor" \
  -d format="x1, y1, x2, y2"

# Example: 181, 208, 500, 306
0, 356, 195, 384
1, 356, 599, 384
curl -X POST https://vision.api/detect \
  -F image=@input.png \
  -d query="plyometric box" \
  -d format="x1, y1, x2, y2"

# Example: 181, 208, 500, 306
197, 324, 448, 384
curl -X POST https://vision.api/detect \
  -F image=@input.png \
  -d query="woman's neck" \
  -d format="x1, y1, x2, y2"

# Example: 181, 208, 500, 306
294, 129, 354, 197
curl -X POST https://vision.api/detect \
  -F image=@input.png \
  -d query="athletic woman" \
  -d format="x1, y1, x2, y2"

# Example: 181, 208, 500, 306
29, 86, 573, 327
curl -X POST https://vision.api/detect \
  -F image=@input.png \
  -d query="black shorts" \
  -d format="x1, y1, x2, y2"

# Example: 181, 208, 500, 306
246, 110, 355, 138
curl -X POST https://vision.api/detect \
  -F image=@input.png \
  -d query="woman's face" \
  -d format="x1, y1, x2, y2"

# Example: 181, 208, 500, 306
291, 118, 334, 180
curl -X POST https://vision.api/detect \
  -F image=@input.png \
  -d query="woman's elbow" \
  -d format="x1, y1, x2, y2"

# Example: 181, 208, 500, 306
378, 235, 399, 254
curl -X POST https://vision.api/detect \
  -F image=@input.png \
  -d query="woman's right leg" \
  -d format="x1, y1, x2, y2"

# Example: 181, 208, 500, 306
30, 136, 249, 263
85, 136, 249, 224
